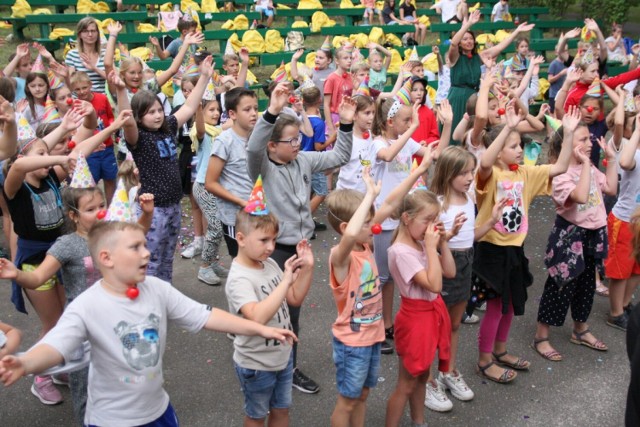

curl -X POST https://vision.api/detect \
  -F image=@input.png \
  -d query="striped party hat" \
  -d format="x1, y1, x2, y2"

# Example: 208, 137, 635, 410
244, 175, 268, 216
48, 70, 64, 90
42, 96, 61, 124
586, 77, 601, 97
354, 79, 371, 98
395, 78, 413, 106
31, 54, 46, 75
411, 159, 427, 190
271, 61, 287, 82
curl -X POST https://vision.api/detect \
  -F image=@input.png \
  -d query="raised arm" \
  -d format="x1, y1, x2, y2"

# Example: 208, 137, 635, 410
549, 106, 581, 178
156, 32, 204, 88
584, 18, 608, 62
555, 28, 581, 58
72, 110, 132, 160
554, 68, 582, 119
109, 70, 138, 145
513, 55, 543, 99
4, 155, 72, 200
483, 22, 535, 60
0, 99, 16, 160
619, 114, 640, 171
478, 105, 522, 181
434, 99, 453, 157
598, 138, 619, 196
448, 10, 481, 66
174, 55, 213, 127
3, 44, 29, 78
235, 48, 250, 89
103, 21, 123, 90
0, 256, 61, 290
149, 36, 170, 60
376, 103, 420, 161
290, 48, 304, 82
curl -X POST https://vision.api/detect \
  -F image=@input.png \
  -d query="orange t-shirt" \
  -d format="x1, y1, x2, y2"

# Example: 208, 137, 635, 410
324, 71, 354, 114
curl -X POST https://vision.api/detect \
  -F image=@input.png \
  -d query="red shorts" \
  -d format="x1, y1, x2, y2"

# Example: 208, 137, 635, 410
604, 212, 640, 280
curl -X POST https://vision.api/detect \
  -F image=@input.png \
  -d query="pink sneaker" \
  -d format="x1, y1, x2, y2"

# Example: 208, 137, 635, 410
31, 376, 63, 405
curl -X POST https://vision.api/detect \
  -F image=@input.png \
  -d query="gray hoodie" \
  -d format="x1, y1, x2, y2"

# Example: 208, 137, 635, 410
247, 111, 353, 245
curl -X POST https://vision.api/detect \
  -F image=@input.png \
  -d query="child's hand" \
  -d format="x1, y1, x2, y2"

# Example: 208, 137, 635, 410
72, 100, 94, 118
32, 42, 53, 61
432, 45, 440, 54
292, 48, 304, 61
466, 9, 481, 26
338, 96, 357, 124
0, 98, 15, 123
238, 47, 250, 64
61, 108, 85, 132
447, 212, 467, 240
362, 165, 382, 198
107, 69, 126, 89
0, 355, 25, 386
61, 154, 77, 175
564, 27, 581, 39
295, 239, 314, 269
49, 61, 69, 79
574, 144, 589, 164
292, 97, 303, 113
597, 136, 616, 161
199, 55, 214, 79
15, 43, 29, 59
504, 103, 521, 129
148, 36, 160, 46
420, 143, 437, 168
531, 55, 545, 67
261, 326, 298, 346
480, 70, 497, 89
491, 198, 507, 224
411, 101, 420, 127
107, 21, 122, 37
565, 68, 582, 85
113, 109, 133, 128
283, 254, 304, 284
0, 258, 18, 280
537, 103, 550, 117
436, 99, 453, 124
184, 31, 204, 46
562, 105, 581, 132
424, 221, 440, 249
139, 193, 154, 215
516, 22, 535, 33
615, 84, 626, 97
583, 18, 600, 33
268, 82, 290, 115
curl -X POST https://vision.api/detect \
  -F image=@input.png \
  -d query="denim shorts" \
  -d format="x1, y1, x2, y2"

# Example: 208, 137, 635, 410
87, 147, 118, 182
311, 172, 328, 196
255, 5, 275, 17
441, 248, 474, 305
234, 353, 293, 420
332, 336, 381, 399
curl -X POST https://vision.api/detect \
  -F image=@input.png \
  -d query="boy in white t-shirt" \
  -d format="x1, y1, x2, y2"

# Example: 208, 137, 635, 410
432, 0, 467, 23
491, 0, 510, 22
0, 221, 295, 427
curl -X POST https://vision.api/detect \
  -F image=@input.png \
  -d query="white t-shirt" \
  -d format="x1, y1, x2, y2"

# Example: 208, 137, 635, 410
612, 149, 640, 222
439, 195, 475, 249
336, 135, 374, 193
40, 277, 211, 426
435, 0, 461, 23
371, 137, 422, 230
492, 2, 509, 21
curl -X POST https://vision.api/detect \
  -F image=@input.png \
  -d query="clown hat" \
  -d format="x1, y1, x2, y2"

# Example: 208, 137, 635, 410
105, 178, 133, 222
581, 26, 596, 43
271, 61, 287, 82
395, 78, 413, 106
409, 47, 419, 61
31, 54, 46, 75
321, 36, 332, 51
352, 48, 365, 66
586, 77, 601, 97
69, 152, 97, 189
17, 113, 36, 149
244, 175, 268, 216
545, 114, 562, 132
411, 159, 427, 190
48, 70, 64, 91
354, 79, 371, 98
42, 97, 61, 125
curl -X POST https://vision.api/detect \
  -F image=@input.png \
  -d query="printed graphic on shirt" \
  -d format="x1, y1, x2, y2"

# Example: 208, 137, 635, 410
350, 261, 383, 331
31, 189, 64, 231
577, 169, 602, 212
114, 314, 161, 371
83, 256, 101, 290
495, 179, 526, 234
388, 151, 411, 174
156, 137, 177, 160
260, 275, 293, 346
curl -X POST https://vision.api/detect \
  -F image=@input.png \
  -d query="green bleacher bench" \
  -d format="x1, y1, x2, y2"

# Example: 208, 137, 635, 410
0, 0, 116, 13
198, 11, 262, 27
203, 26, 311, 52
121, 0, 179, 4
429, 21, 515, 42
320, 24, 415, 36
478, 6, 549, 21
25, 11, 150, 40
530, 20, 591, 40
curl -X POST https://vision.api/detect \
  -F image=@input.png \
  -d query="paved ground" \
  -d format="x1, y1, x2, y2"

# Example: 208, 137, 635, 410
0, 196, 631, 427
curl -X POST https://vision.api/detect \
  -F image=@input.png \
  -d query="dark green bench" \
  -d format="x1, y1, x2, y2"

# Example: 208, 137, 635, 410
429, 21, 516, 42
478, 6, 550, 21
320, 23, 415, 36
25, 11, 150, 39
529, 20, 591, 40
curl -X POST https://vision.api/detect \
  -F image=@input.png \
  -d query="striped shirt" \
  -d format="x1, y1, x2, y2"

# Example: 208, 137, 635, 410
65, 48, 106, 94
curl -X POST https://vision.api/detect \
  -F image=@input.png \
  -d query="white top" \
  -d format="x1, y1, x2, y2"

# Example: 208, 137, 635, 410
612, 149, 640, 222
40, 277, 211, 426
435, 0, 461, 23
439, 195, 475, 249
492, 2, 509, 22
371, 137, 422, 230
336, 134, 374, 194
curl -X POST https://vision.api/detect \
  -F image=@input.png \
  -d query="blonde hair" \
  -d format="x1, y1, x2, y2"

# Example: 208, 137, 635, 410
351, 62, 370, 74
372, 97, 395, 137
119, 57, 144, 81
235, 209, 279, 236
88, 221, 144, 262
391, 190, 440, 243
431, 146, 476, 210
117, 160, 139, 194
70, 70, 92, 87
325, 189, 374, 234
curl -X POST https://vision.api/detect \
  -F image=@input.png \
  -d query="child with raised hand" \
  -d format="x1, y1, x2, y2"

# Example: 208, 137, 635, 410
226, 185, 314, 427
473, 105, 576, 384
3, 43, 32, 102
384, 188, 456, 427
604, 113, 640, 331
290, 44, 333, 97
205, 87, 259, 259
3, 110, 133, 405
191, 97, 229, 286
0, 220, 297, 427
532, 119, 617, 362
427, 146, 507, 410
370, 94, 450, 355
0, 179, 154, 423
324, 47, 354, 136
326, 156, 435, 427
113, 55, 214, 283
104, 21, 204, 99
367, 43, 392, 92
247, 83, 356, 394
335, 94, 376, 194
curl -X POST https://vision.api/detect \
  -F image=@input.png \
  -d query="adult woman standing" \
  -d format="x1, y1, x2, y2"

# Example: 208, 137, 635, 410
65, 17, 107, 94
446, 10, 534, 143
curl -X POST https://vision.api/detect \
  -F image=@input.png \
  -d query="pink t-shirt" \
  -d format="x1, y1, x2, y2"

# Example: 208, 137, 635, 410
552, 163, 607, 230
329, 244, 384, 346
387, 242, 437, 301
324, 71, 353, 114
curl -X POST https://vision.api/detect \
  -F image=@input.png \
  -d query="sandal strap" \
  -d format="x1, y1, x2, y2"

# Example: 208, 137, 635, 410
533, 337, 550, 346
573, 328, 591, 339
492, 351, 508, 359
499, 368, 515, 382
478, 361, 495, 373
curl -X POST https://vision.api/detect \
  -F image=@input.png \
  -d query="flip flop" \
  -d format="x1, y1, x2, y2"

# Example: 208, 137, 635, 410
492, 351, 531, 370
531, 337, 563, 362
570, 329, 608, 351
477, 361, 517, 384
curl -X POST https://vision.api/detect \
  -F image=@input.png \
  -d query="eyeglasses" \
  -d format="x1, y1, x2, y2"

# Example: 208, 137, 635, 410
81, 29, 98, 34
275, 135, 302, 147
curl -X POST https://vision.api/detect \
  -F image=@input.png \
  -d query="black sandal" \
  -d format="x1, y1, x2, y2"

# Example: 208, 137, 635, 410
492, 351, 531, 370
477, 361, 517, 384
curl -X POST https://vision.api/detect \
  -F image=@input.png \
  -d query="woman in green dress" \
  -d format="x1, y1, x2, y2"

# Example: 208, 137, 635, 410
446, 10, 535, 144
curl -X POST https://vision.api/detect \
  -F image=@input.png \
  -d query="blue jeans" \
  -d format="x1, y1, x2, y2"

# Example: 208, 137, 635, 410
332, 336, 381, 399
234, 353, 294, 419
145, 204, 181, 282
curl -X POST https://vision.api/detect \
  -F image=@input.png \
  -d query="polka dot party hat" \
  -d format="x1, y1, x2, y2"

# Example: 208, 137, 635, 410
106, 178, 133, 222
69, 152, 97, 189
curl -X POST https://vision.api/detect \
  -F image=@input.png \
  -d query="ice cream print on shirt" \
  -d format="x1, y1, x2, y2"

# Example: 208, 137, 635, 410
114, 314, 161, 371
350, 260, 382, 332
495, 179, 526, 234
